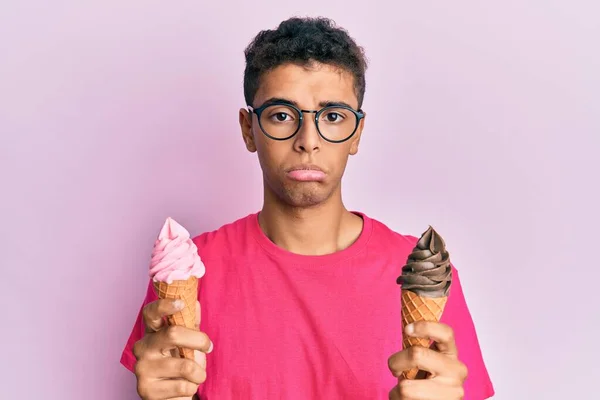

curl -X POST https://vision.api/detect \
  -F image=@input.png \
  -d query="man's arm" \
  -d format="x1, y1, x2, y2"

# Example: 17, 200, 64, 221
440, 267, 495, 399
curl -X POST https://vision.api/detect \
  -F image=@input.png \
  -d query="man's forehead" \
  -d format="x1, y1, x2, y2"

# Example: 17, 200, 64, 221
254, 62, 358, 108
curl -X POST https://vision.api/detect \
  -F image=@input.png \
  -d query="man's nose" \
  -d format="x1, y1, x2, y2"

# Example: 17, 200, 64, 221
293, 113, 321, 153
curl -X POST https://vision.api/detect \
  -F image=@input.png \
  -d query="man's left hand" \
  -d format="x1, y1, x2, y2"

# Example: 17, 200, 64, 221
388, 321, 468, 399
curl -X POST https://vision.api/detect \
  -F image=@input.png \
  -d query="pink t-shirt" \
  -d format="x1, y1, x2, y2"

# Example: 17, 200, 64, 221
121, 212, 494, 399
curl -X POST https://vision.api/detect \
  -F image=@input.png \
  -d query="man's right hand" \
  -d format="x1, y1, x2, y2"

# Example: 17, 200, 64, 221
133, 298, 213, 400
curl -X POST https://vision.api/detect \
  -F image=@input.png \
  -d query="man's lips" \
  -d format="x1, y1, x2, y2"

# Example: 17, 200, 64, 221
286, 165, 326, 182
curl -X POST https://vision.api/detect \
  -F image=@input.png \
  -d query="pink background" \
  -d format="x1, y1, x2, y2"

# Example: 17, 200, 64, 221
2, 1, 598, 399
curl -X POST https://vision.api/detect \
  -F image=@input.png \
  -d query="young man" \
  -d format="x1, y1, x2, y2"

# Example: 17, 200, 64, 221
121, 17, 494, 400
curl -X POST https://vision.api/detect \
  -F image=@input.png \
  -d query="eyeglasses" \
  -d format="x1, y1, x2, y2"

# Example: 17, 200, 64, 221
248, 100, 365, 143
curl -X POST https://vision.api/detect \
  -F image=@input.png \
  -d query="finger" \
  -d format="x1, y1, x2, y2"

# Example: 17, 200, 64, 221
192, 302, 211, 358
151, 325, 213, 354
388, 346, 464, 378
143, 299, 185, 333
396, 378, 464, 400
142, 357, 206, 384
137, 378, 198, 400
405, 321, 458, 358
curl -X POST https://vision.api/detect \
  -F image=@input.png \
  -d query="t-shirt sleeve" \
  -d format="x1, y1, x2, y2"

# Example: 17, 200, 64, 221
441, 266, 495, 400
120, 279, 158, 373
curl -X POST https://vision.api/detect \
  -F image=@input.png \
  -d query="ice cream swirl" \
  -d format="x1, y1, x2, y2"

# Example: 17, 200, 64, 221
396, 226, 452, 298
149, 217, 205, 284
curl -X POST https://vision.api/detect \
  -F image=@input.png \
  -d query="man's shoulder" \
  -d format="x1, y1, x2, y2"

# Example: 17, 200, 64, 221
363, 213, 419, 250
192, 212, 257, 260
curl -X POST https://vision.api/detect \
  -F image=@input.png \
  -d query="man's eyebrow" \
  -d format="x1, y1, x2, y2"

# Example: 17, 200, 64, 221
318, 100, 355, 109
260, 97, 298, 107
259, 97, 356, 110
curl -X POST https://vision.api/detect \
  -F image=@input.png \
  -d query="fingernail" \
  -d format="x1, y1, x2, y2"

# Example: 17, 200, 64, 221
173, 300, 184, 310
405, 323, 415, 336
208, 341, 214, 354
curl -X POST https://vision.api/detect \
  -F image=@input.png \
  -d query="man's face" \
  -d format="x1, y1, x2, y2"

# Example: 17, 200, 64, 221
239, 62, 366, 208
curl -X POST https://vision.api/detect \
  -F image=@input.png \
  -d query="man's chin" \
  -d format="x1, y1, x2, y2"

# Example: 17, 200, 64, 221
281, 187, 330, 208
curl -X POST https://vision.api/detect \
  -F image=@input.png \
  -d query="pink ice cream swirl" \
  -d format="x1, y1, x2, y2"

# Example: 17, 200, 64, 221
149, 217, 205, 284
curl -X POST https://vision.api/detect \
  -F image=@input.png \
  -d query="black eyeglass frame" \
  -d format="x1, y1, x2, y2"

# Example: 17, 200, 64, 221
247, 100, 365, 144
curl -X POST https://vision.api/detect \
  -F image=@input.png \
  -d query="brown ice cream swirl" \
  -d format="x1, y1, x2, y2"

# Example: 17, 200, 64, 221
396, 226, 452, 298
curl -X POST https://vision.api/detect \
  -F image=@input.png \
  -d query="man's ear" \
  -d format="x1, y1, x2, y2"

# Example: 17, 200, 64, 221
349, 111, 366, 156
239, 108, 257, 153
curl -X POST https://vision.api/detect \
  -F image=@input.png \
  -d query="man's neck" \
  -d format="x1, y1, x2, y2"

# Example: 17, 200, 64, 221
258, 190, 363, 256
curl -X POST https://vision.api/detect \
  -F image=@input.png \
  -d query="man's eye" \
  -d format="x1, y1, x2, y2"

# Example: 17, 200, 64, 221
269, 112, 293, 122
324, 112, 344, 122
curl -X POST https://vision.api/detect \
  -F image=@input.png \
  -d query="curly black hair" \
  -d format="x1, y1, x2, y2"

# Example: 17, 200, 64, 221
243, 17, 368, 108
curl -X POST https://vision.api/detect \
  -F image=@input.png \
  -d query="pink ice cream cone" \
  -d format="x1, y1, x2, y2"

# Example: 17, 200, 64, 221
149, 217, 205, 360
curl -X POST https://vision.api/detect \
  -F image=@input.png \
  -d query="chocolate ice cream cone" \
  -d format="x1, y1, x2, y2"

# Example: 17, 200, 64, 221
397, 226, 452, 380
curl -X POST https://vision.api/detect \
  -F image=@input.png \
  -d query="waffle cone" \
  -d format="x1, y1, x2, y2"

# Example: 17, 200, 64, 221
153, 276, 198, 360
401, 289, 448, 380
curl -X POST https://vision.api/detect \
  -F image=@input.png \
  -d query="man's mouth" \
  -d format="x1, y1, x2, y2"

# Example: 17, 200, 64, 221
286, 164, 326, 182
